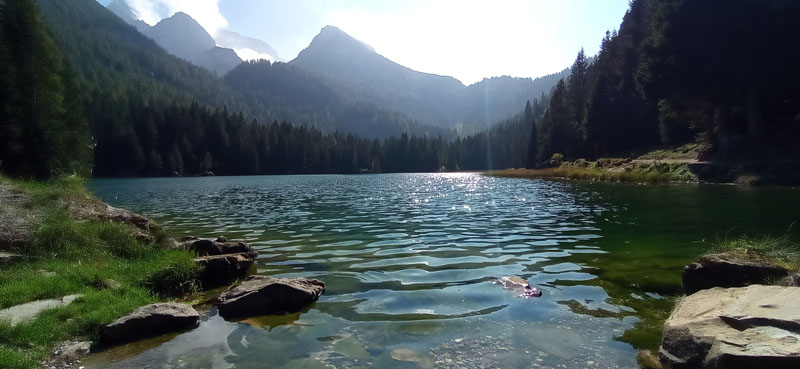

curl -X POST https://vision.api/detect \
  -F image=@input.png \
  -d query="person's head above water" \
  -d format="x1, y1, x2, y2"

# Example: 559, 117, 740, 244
523, 285, 543, 297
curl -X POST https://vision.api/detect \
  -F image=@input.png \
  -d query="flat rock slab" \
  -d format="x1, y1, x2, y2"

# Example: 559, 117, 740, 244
100, 303, 199, 346
217, 275, 325, 319
0, 294, 82, 326
660, 285, 800, 369
0, 251, 22, 264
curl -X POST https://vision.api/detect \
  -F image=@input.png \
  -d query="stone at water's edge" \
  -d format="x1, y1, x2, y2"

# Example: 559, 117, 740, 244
217, 275, 325, 319
186, 236, 258, 287
682, 252, 789, 295
88, 204, 158, 244
780, 272, 800, 286
184, 237, 258, 258
100, 303, 200, 346
195, 252, 255, 288
45, 340, 92, 369
659, 285, 800, 369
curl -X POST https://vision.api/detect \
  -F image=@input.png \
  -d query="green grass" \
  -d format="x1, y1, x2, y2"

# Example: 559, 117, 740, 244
709, 232, 800, 271
10, 174, 95, 209
553, 161, 697, 184
636, 142, 703, 161
0, 177, 200, 369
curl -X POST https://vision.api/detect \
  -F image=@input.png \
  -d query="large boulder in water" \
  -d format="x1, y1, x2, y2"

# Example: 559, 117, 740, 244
194, 252, 255, 288
185, 237, 257, 258
682, 252, 789, 295
100, 303, 200, 345
217, 275, 325, 319
659, 285, 800, 369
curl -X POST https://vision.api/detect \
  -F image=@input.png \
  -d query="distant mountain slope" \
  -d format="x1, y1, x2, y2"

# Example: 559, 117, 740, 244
105, 1, 241, 75
290, 26, 565, 131
291, 26, 465, 128
106, 0, 148, 31
35, 0, 444, 139
37, 0, 240, 108
226, 60, 451, 139
143, 12, 216, 59
463, 72, 568, 128
142, 12, 241, 75
216, 29, 281, 62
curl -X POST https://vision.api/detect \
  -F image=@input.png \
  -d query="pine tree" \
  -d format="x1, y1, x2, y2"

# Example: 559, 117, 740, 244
524, 100, 538, 168
566, 49, 589, 157
0, 0, 91, 178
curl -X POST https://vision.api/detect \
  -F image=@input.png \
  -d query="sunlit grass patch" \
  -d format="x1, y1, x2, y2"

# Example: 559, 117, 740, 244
552, 162, 696, 184
487, 161, 697, 184
709, 231, 800, 271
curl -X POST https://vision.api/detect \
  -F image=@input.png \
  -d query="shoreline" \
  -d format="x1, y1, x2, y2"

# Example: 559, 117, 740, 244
0, 176, 202, 369
486, 159, 800, 187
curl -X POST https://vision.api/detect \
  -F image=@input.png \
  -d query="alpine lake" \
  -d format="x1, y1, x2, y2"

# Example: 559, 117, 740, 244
83, 173, 800, 369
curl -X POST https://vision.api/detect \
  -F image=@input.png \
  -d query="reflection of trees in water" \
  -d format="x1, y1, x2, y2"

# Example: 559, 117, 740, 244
223, 309, 340, 369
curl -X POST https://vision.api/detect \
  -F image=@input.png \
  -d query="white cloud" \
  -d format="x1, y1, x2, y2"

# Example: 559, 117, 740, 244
125, 0, 228, 36
233, 48, 277, 62
321, 0, 626, 84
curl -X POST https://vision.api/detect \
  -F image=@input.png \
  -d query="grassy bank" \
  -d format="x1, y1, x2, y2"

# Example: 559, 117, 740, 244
489, 160, 698, 184
709, 233, 800, 272
488, 143, 702, 184
0, 176, 198, 369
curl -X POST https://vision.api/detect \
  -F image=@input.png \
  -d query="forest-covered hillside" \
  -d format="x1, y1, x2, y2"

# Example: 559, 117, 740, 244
528, 0, 800, 166
2, 0, 799, 180
33, 0, 443, 140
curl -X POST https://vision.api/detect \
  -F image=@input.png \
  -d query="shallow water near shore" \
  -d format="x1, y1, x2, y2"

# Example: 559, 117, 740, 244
85, 174, 800, 368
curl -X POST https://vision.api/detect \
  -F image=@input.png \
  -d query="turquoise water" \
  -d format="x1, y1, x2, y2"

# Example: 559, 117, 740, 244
85, 174, 800, 369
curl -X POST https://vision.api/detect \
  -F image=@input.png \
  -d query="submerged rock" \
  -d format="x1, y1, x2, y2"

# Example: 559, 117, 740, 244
659, 285, 800, 369
217, 275, 325, 319
682, 252, 789, 295
100, 303, 200, 346
195, 252, 255, 288
497, 276, 529, 288
637, 350, 663, 369
391, 348, 434, 368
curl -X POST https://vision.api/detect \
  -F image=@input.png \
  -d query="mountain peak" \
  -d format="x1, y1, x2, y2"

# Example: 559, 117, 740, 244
309, 25, 376, 54
171, 11, 193, 21
149, 11, 216, 51
106, 0, 150, 31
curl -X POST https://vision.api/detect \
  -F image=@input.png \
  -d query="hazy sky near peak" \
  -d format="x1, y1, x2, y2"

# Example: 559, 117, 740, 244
98, 0, 631, 85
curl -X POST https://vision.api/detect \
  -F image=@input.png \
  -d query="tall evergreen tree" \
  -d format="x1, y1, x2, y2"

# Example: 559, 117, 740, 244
524, 100, 538, 168
0, 0, 91, 178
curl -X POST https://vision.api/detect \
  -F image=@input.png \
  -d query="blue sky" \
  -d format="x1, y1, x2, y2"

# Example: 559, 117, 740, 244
99, 0, 631, 85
